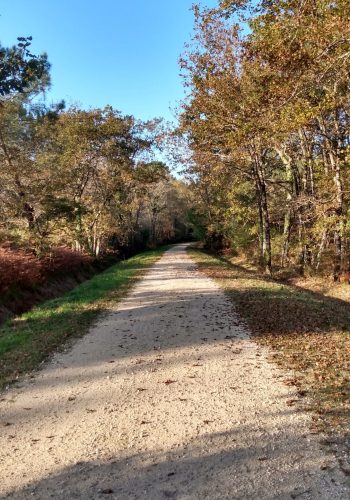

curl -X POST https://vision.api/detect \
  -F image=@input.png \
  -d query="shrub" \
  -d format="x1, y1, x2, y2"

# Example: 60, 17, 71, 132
0, 245, 93, 297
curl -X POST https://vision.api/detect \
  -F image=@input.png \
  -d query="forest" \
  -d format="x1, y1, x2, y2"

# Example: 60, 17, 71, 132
0, 36, 191, 311
3, 0, 350, 288
180, 0, 350, 280
0, 3, 349, 495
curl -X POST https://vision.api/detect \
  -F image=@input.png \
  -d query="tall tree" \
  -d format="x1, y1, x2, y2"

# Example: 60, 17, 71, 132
179, 1, 350, 278
0, 37, 50, 99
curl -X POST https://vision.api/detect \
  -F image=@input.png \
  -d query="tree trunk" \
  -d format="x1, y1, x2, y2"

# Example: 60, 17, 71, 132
315, 230, 328, 271
281, 207, 292, 268
253, 153, 272, 275
334, 230, 342, 281
317, 115, 344, 281
274, 146, 294, 268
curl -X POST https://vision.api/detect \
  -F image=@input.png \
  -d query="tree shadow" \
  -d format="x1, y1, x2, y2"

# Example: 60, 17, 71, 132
3, 426, 344, 500
1, 246, 349, 499
196, 252, 350, 336
191, 250, 350, 439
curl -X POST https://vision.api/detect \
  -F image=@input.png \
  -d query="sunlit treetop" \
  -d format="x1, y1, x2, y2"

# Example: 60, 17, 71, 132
0, 36, 50, 99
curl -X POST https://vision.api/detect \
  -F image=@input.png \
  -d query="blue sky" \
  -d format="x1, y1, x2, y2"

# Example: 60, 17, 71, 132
0, 1, 216, 122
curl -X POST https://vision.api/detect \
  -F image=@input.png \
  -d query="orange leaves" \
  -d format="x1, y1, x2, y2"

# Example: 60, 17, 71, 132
0, 246, 42, 294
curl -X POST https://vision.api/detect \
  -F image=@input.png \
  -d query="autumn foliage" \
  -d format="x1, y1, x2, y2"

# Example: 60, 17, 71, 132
0, 245, 94, 293
0, 245, 42, 293
0, 245, 95, 322
180, 0, 350, 280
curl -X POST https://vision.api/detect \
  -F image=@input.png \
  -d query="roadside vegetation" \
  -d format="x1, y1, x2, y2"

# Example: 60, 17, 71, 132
0, 246, 167, 389
189, 247, 349, 467
1, 0, 348, 459
0, 38, 191, 258
179, 1, 350, 281
0, 36, 193, 326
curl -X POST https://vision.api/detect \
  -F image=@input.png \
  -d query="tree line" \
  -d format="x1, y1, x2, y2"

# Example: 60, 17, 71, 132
0, 37, 191, 259
179, 0, 350, 280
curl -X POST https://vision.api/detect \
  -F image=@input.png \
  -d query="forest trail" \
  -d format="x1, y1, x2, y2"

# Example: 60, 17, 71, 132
0, 244, 348, 499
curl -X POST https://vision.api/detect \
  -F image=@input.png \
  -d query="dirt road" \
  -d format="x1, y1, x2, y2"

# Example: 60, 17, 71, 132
0, 244, 348, 499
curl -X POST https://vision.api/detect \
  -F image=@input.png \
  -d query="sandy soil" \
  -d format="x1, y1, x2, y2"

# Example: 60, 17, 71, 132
0, 244, 349, 499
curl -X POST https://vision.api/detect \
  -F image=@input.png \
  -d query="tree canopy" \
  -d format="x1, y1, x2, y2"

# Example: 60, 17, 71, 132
0, 37, 50, 98
179, 0, 350, 279
0, 38, 192, 258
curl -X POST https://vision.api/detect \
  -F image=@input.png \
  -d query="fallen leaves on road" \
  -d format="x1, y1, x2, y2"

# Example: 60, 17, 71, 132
190, 248, 350, 462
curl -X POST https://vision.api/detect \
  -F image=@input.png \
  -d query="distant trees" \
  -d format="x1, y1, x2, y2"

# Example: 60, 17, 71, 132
0, 100, 191, 255
180, 0, 350, 279
0, 39, 192, 258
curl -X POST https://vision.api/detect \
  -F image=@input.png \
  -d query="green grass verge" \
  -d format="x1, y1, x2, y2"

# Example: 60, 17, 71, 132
0, 246, 169, 389
188, 247, 350, 448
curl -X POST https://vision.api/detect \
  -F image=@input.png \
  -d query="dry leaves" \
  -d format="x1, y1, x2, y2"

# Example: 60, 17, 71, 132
191, 248, 350, 455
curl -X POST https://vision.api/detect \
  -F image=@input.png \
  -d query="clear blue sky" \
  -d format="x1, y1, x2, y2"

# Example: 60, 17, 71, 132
0, 0, 216, 122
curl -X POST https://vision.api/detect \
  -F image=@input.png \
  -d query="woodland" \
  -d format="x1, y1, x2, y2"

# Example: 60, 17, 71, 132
0, 0, 349, 474
1, 0, 350, 306
179, 0, 350, 280
0, 36, 191, 310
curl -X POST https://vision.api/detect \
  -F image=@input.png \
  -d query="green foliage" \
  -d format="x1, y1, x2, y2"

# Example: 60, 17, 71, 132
0, 37, 50, 98
187, 208, 206, 241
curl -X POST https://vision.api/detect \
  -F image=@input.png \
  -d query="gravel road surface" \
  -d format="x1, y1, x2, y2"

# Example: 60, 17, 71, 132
0, 244, 348, 499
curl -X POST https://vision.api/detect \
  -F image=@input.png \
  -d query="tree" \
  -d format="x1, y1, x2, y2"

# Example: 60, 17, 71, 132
0, 37, 50, 99
179, 1, 350, 278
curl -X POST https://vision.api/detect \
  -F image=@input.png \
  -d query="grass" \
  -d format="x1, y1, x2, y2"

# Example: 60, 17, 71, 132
0, 246, 168, 389
188, 247, 350, 454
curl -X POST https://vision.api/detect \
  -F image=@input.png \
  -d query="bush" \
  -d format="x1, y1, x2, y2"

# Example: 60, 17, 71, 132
0, 246, 42, 294
0, 245, 93, 297
41, 247, 93, 275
